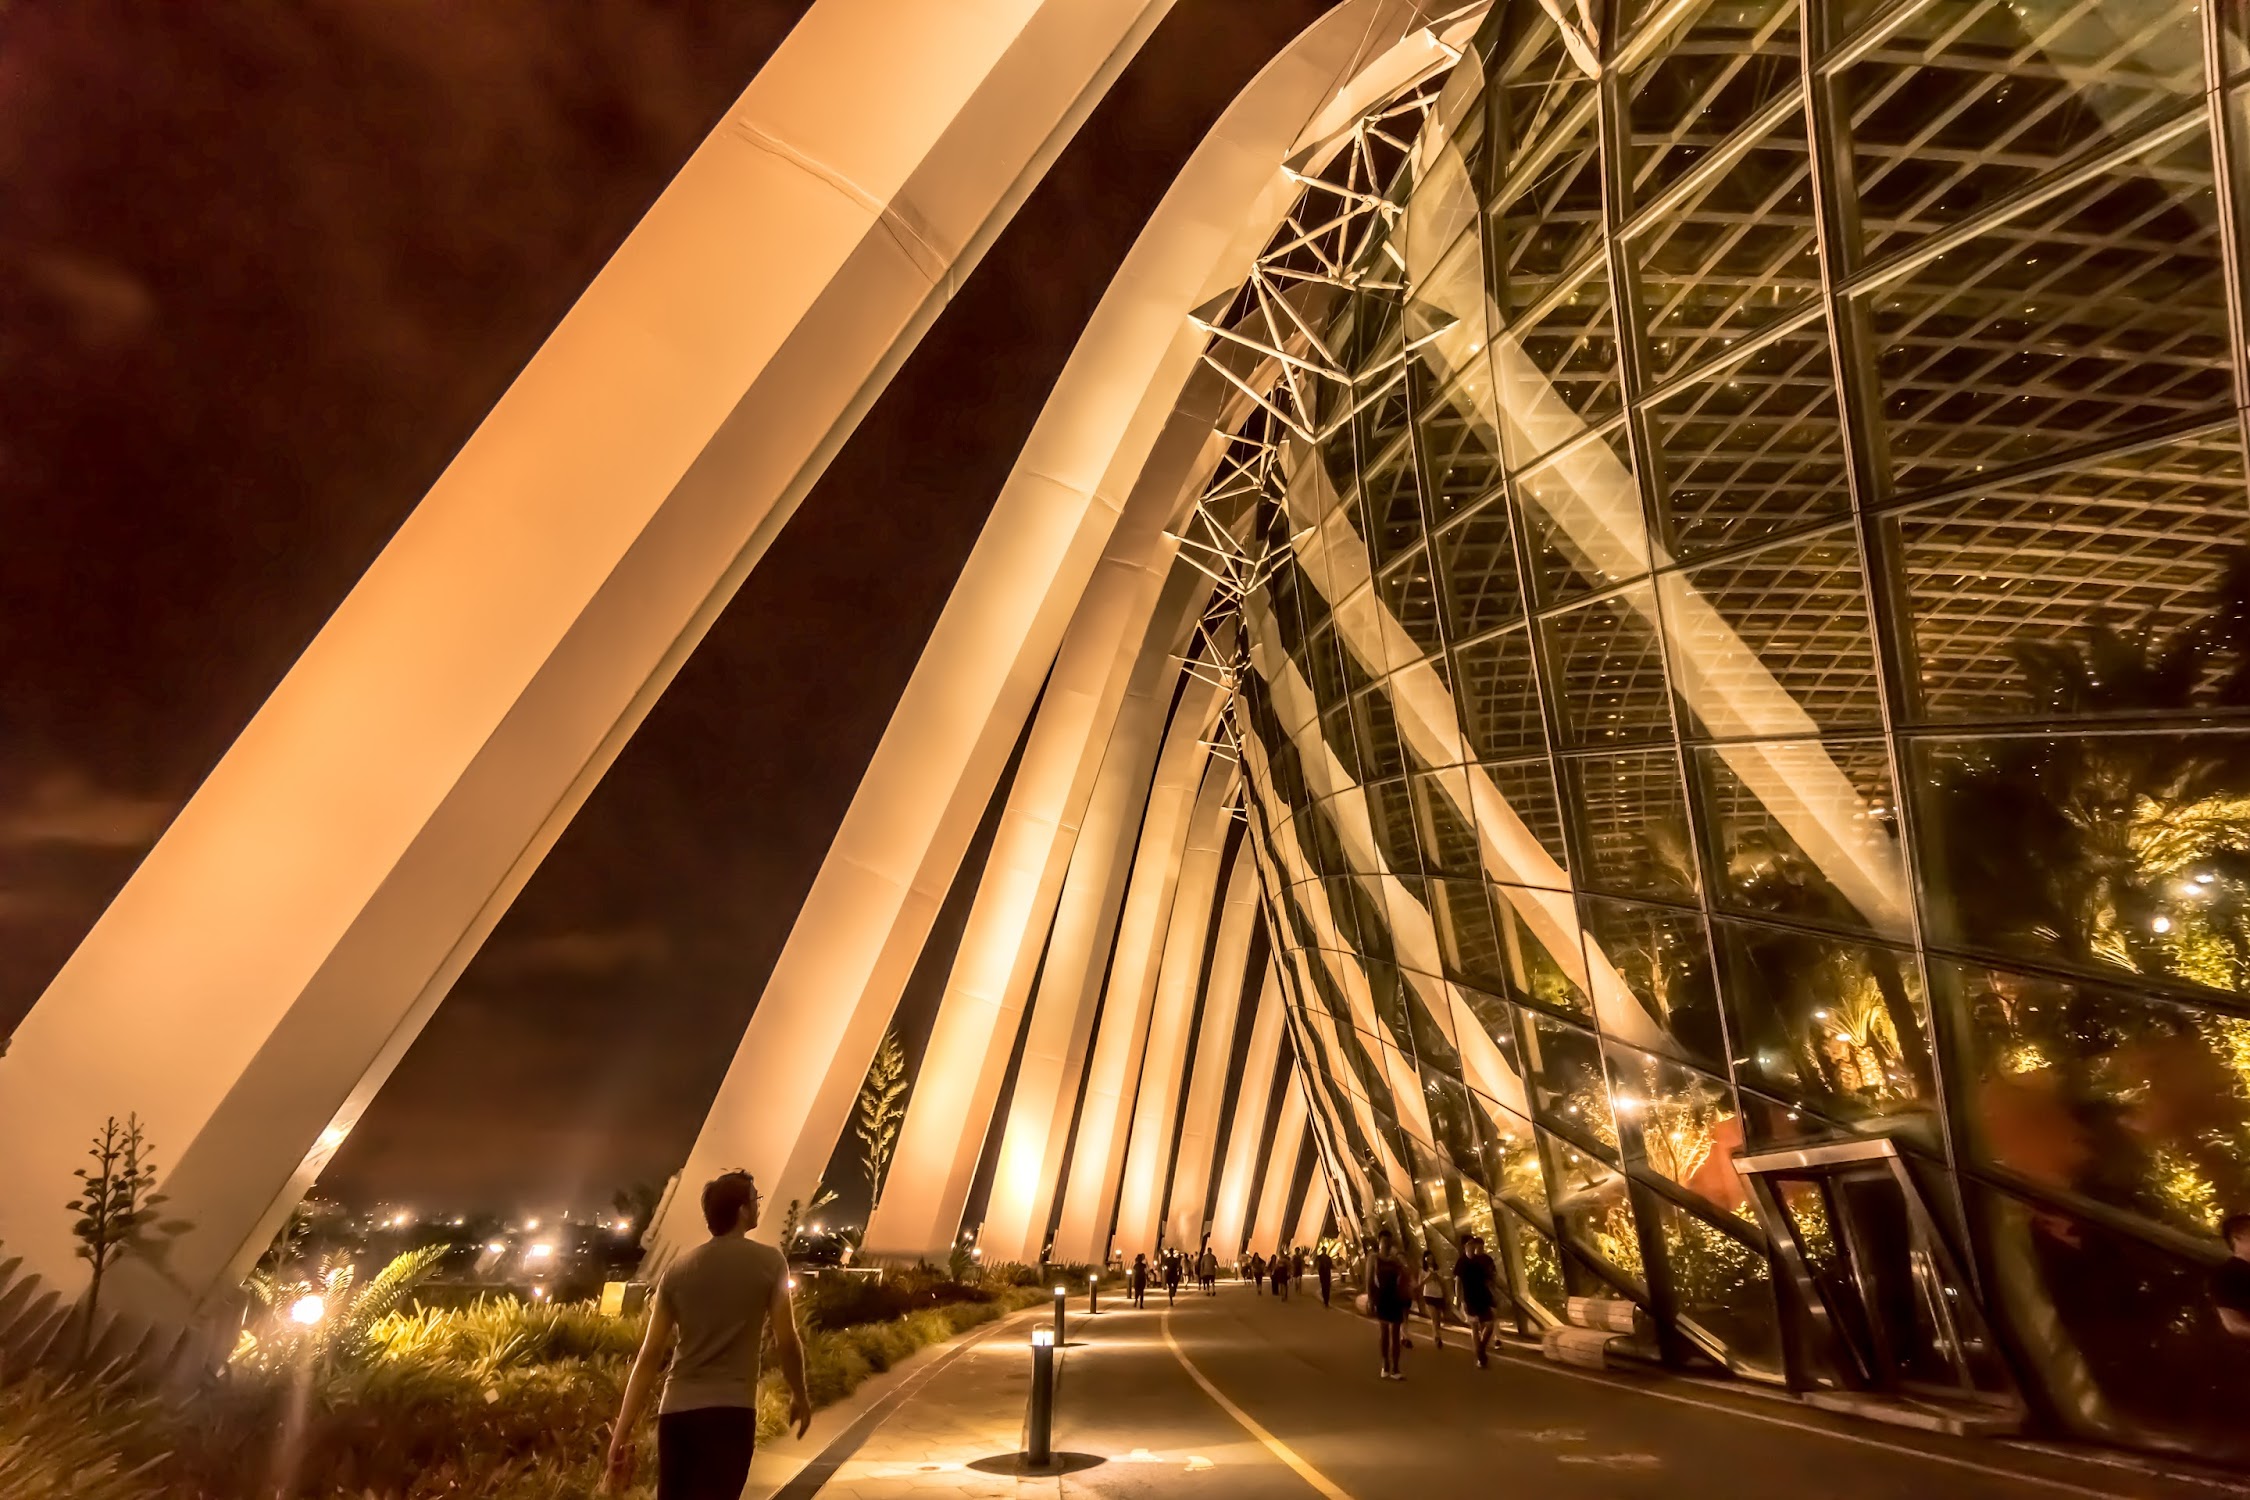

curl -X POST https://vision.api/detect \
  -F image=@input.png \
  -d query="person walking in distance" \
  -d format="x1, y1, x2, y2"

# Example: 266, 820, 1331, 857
1315, 1244, 1334, 1307
1418, 1251, 1450, 1350
1455, 1234, 1501, 1368
1270, 1250, 1290, 1301
1200, 1246, 1219, 1295
603, 1171, 811, 1498
1249, 1250, 1266, 1292
1130, 1253, 1150, 1309
1367, 1231, 1412, 1380
1164, 1249, 1183, 1305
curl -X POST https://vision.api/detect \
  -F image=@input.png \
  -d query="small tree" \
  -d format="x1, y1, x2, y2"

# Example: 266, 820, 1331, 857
67, 1113, 165, 1360
853, 1026, 909, 1209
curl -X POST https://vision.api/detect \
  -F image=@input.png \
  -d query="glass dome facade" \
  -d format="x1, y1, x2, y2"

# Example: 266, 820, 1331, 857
1217, 0, 2250, 1458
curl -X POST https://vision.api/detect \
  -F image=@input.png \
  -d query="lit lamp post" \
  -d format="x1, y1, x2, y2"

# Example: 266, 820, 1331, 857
1026, 1326, 1056, 1467
1052, 1285, 1067, 1347
1087, 1270, 1098, 1315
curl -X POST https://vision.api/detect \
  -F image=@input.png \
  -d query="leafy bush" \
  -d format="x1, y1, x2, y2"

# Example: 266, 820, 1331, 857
4, 1271, 1043, 1498
0, 1373, 167, 1500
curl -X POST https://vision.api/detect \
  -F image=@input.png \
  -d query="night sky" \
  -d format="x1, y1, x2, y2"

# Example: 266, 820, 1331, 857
0, 1, 1335, 1216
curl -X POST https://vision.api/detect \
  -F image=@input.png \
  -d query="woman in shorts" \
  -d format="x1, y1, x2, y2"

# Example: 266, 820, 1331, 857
1418, 1251, 1450, 1350
1367, 1230, 1412, 1379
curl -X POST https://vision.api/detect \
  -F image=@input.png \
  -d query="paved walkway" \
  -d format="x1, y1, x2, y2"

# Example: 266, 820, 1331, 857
759, 1284, 2248, 1500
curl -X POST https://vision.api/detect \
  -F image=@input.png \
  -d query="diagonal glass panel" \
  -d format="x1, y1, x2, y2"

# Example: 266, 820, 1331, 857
1633, 112, 1823, 383
1646, 322, 1851, 556
1494, 266, 1626, 469
1693, 739, 1909, 938
1882, 428, 2250, 724
1418, 366, 1509, 525
1907, 727, 2250, 1000
1358, 433, 1428, 572
1543, 583, 1676, 749
1715, 917, 1942, 1142
1523, 1010, 1620, 1153
1580, 893, 1727, 1071
1515, 431, 1654, 605
1939, 956, 2250, 1239
1649, 1197, 1782, 1377
1841, 0, 2207, 269
1483, 757, 1572, 878
1496, 885, 1593, 1021
1453, 623, 1548, 760
1562, 747, 1701, 903
1434, 497, 1525, 639
1661, 528, 1884, 739
1624, 0, 1802, 208
1374, 548, 1446, 666
1865, 128, 2230, 497
1608, 1041, 1749, 1212
1539, 1126, 1648, 1290
1488, 13, 1604, 284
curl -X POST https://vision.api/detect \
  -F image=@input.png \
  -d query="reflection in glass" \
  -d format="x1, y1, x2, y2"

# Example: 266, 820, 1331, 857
1434, 499, 1523, 639
1540, 1127, 1645, 1289
1453, 625, 1546, 759
1865, 130, 2229, 497
1562, 748, 1700, 902
1692, 740, 1908, 939
1624, 0, 1801, 206
1885, 431, 2250, 725
1911, 730, 2250, 1000
1650, 1197, 1782, 1377
1718, 920, 1938, 1138
1522, 1011, 1618, 1152
1215, 5, 2250, 1460
1580, 894, 1726, 1069
1609, 1042, 1748, 1215
1661, 529, 1882, 738
1515, 437, 1652, 605
1944, 959, 2250, 1239
1839, 0, 2205, 268
1542, 583, 1674, 748
1635, 118, 1822, 384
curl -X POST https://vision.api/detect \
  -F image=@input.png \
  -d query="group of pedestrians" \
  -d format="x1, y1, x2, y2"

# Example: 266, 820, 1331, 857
1362, 1229, 1501, 1380
1118, 1227, 1513, 1386
1126, 1245, 1224, 1306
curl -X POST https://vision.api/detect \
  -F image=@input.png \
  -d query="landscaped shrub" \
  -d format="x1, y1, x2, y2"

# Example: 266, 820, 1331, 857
0, 1373, 168, 1500
5, 1270, 1044, 1497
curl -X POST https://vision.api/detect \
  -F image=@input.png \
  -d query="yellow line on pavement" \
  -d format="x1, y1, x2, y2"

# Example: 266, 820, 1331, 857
1161, 1308, 1358, 1500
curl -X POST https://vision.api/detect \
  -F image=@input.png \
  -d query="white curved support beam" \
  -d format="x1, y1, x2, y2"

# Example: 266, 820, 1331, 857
1246, 1085, 1309, 1253
1159, 851, 1263, 1254
1109, 760, 1240, 1261
1290, 1169, 1333, 1250
1207, 967, 1286, 1259
1047, 674, 1226, 1265
0, 0, 1182, 1331
972, 567, 1211, 1265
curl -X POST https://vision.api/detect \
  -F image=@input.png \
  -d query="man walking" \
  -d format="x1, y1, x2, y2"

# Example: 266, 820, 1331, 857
604, 1171, 811, 1498
1456, 1233, 1501, 1368
1315, 1244, 1334, 1307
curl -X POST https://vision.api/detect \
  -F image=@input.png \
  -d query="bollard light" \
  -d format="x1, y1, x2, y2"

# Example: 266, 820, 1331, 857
1087, 1270, 1098, 1316
1026, 1328, 1056, 1466
1052, 1285, 1067, 1347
